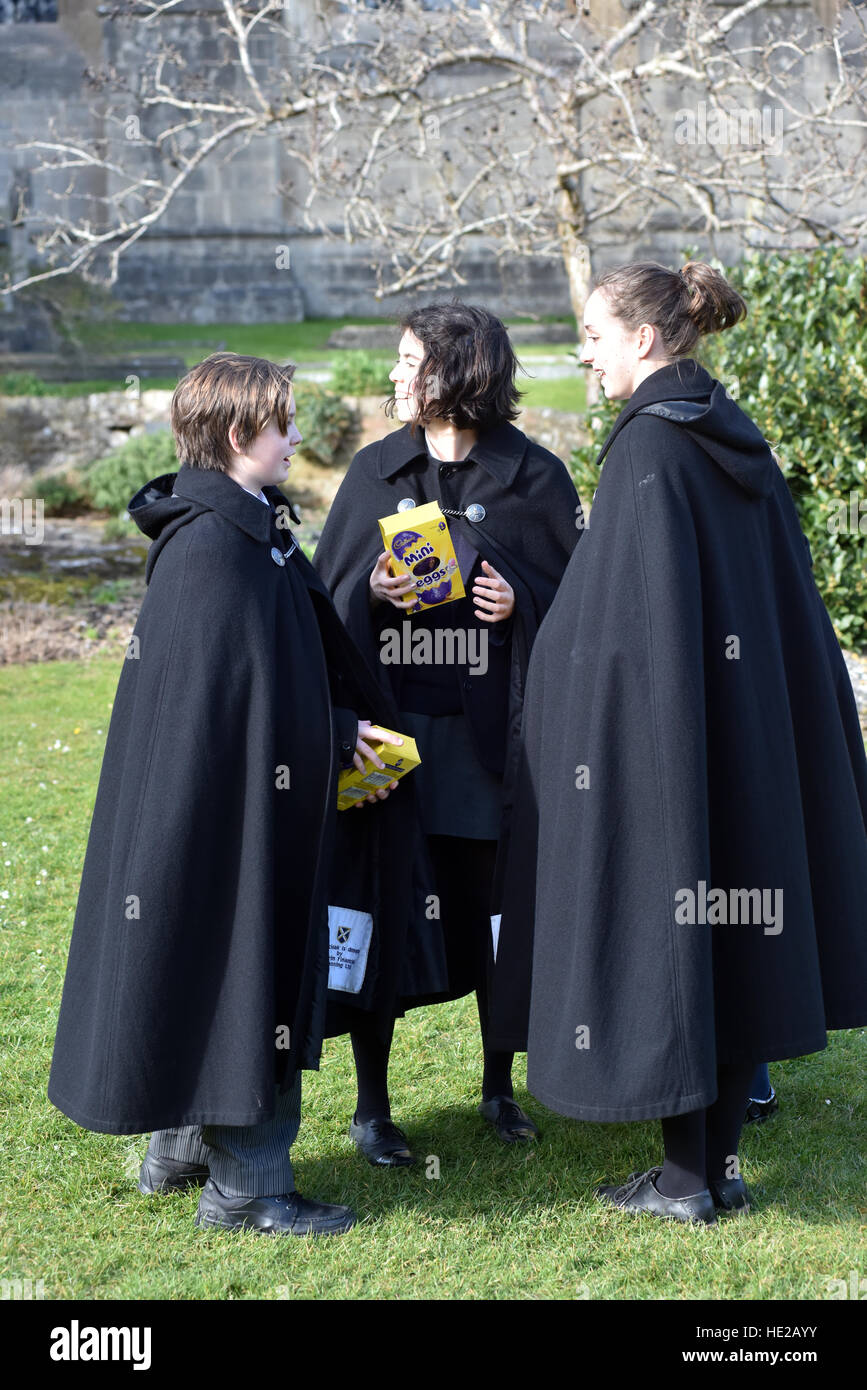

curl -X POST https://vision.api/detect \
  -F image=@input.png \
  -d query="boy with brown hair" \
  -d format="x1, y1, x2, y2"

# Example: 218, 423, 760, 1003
48, 352, 398, 1236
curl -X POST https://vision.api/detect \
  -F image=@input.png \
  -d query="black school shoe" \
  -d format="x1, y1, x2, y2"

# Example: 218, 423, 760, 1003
138, 1145, 210, 1195
596, 1167, 717, 1225
195, 1179, 356, 1236
618, 1168, 752, 1216
744, 1088, 779, 1125
349, 1114, 416, 1167
708, 1176, 753, 1213
478, 1096, 540, 1142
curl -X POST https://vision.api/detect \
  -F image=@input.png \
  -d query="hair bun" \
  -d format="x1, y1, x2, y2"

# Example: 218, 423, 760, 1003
679, 261, 747, 336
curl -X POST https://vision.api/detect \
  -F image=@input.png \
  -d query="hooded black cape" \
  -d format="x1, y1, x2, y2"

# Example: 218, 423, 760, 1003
489, 360, 867, 1121
312, 419, 582, 1029
48, 464, 390, 1135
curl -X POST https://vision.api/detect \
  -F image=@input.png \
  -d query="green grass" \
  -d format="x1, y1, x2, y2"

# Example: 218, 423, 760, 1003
519, 373, 586, 412
14, 319, 584, 410
3, 656, 862, 1300
76, 316, 577, 362
40, 379, 182, 396
75, 317, 387, 363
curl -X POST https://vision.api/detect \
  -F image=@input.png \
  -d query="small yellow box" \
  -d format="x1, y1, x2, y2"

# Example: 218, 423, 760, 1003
378, 500, 465, 614
337, 729, 421, 810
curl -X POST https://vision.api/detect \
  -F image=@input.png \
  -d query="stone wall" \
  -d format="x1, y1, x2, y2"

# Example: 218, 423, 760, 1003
0, 387, 588, 498
0, 0, 856, 325
0, 391, 174, 493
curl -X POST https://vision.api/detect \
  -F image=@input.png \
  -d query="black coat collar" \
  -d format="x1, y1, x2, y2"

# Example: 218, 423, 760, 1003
173, 462, 297, 544
596, 359, 715, 466
377, 419, 528, 489
627, 357, 713, 409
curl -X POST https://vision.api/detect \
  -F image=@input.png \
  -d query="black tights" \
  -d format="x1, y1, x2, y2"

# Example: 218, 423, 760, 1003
350, 997, 515, 1124
657, 1062, 756, 1198
351, 834, 514, 1122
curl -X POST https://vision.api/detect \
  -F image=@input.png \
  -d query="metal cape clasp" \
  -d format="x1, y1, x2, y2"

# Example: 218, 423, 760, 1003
396, 497, 416, 512
270, 546, 286, 566
465, 503, 486, 523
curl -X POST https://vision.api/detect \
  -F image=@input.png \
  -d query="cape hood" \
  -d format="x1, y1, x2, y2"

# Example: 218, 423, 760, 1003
597, 359, 777, 499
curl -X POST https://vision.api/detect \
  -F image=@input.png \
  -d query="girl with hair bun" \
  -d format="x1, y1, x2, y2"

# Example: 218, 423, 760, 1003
489, 260, 867, 1224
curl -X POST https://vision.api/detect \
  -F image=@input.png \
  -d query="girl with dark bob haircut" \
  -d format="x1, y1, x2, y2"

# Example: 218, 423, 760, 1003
389, 302, 523, 432
314, 300, 583, 1166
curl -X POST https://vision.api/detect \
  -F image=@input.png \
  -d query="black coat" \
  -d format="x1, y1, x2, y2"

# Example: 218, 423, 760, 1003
312, 420, 582, 1028
489, 360, 867, 1121
48, 463, 389, 1135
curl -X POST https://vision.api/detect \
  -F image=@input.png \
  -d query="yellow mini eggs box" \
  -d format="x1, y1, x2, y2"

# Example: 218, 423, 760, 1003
337, 729, 421, 811
378, 500, 465, 614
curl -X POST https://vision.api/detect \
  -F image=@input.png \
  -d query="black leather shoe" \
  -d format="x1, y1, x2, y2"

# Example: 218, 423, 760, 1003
596, 1167, 717, 1225
744, 1088, 779, 1124
349, 1114, 416, 1167
709, 1175, 753, 1213
194, 1180, 356, 1235
478, 1095, 540, 1143
138, 1144, 210, 1195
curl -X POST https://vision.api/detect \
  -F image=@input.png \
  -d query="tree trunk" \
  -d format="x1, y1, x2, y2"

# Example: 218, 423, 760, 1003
556, 176, 597, 404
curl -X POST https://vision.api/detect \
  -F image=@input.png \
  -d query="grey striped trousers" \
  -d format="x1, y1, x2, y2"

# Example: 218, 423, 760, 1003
150, 1071, 302, 1197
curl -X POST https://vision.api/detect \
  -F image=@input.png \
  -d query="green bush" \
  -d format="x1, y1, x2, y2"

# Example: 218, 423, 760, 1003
329, 350, 393, 397
568, 393, 619, 511
32, 470, 89, 516
0, 371, 53, 396
296, 383, 359, 467
101, 515, 141, 542
704, 249, 867, 646
570, 248, 867, 647
86, 430, 178, 514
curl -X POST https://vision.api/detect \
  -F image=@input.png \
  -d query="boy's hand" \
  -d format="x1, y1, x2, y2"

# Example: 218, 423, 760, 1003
473, 560, 514, 622
370, 551, 416, 610
351, 722, 403, 806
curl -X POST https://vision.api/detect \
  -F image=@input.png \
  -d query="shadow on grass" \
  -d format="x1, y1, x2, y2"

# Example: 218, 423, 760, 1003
288, 1063, 865, 1229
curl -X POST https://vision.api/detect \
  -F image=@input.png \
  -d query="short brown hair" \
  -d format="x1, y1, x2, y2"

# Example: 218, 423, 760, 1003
171, 352, 296, 472
387, 300, 522, 432
594, 260, 747, 358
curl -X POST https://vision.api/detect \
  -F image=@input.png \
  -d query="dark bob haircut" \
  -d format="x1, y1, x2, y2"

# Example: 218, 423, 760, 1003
388, 300, 523, 432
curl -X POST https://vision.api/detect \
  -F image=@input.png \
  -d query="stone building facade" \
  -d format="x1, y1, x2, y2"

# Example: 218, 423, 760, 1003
0, 0, 857, 323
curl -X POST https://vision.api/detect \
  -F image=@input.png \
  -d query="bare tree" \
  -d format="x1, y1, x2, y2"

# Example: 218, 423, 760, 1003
3, 0, 866, 318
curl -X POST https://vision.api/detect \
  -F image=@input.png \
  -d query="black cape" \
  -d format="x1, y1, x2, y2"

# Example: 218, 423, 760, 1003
312, 419, 582, 1029
48, 464, 389, 1135
489, 360, 867, 1121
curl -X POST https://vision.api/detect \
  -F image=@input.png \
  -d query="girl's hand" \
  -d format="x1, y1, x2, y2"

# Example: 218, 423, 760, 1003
351, 721, 403, 805
369, 550, 416, 610
472, 560, 514, 622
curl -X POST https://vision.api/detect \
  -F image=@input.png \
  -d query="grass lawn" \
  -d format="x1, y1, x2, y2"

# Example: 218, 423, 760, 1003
75, 316, 578, 363
75, 316, 391, 362
49, 319, 585, 412
1, 656, 863, 1301
519, 373, 585, 412
25, 364, 587, 414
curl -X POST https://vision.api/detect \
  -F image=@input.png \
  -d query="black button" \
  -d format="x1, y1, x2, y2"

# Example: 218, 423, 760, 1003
462, 679, 473, 691
440, 465, 456, 479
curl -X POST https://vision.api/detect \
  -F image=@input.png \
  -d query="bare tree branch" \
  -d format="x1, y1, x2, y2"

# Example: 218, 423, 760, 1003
2, 0, 865, 321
